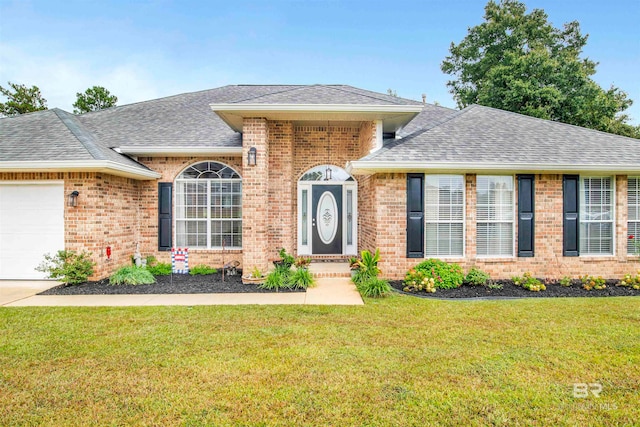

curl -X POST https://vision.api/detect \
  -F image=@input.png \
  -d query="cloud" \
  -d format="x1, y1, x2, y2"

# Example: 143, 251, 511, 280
0, 44, 161, 111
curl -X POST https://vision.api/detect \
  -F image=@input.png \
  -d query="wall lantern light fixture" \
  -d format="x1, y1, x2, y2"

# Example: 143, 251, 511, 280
247, 147, 257, 166
67, 190, 80, 207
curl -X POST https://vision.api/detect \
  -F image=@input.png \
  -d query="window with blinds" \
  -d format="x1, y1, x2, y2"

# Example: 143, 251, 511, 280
628, 177, 640, 255
579, 176, 614, 255
476, 176, 514, 257
425, 175, 465, 257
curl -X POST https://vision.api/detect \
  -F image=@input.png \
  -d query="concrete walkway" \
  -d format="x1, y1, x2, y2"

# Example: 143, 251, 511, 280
1, 277, 364, 307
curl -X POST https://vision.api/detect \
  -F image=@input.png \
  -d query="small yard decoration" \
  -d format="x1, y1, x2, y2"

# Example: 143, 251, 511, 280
243, 266, 266, 284
171, 247, 189, 274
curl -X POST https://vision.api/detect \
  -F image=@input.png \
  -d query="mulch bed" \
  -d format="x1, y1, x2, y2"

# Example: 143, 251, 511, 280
389, 279, 640, 299
39, 271, 305, 295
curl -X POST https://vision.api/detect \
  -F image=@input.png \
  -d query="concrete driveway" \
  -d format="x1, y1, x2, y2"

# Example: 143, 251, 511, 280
0, 281, 59, 306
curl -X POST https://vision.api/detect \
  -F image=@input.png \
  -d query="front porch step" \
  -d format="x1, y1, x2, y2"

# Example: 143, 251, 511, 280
308, 261, 352, 278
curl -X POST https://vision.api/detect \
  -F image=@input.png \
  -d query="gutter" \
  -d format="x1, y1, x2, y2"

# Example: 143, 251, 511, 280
346, 160, 640, 175
116, 146, 243, 157
0, 160, 161, 180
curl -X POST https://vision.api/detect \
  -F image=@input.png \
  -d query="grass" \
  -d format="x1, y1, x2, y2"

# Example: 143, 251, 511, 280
1, 296, 639, 425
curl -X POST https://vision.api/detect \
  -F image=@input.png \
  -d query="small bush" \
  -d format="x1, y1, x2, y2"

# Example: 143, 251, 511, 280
559, 276, 573, 287
189, 264, 218, 275
289, 268, 315, 289
580, 275, 606, 291
412, 259, 463, 289
260, 266, 291, 291
352, 249, 381, 285
357, 277, 391, 298
277, 248, 296, 269
465, 267, 490, 286
618, 271, 640, 290
110, 266, 156, 285
146, 262, 172, 276
487, 282, 503, 290
512, 272, 546, 292
35, 250, 95, 285
403, 269, 436, 293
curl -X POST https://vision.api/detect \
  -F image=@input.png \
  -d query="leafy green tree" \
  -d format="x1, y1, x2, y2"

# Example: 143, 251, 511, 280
441, 0, 639, 138
73, 85, 118, 114
0, 82, 48, 116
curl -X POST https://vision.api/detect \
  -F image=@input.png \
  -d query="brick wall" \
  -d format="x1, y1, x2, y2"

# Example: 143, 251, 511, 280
376, 173, 639, 280
0, 171, 139, 279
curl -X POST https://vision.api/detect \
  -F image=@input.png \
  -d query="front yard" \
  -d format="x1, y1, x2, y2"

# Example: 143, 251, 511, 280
1, 295, 638, 426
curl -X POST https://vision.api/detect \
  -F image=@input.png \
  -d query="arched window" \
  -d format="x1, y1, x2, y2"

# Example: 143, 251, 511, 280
175, 161, 242, 249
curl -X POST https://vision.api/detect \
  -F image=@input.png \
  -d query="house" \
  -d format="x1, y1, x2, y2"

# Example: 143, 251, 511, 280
1, 84, 639, 281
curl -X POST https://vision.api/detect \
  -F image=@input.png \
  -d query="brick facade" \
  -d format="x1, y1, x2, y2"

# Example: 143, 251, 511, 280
6, 120, 634, 282
374, 172, 639, 280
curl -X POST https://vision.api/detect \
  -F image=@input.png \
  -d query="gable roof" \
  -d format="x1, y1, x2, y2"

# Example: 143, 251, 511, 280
0, 109, 159, 179
350, 104, 640, 174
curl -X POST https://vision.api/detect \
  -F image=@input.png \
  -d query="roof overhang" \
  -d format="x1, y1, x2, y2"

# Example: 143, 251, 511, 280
347, 160, 640, 175
116, 146, 243, 157
209, 103, 424, 133
0, 161, 161, 180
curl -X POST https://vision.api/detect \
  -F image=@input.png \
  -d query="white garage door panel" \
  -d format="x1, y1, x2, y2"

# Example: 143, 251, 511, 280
0, 183, 65, 280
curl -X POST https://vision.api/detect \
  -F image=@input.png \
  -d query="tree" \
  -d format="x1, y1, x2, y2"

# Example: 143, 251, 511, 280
0, 82, 48, 116
441, 0, 639, 138
73, 86, 118, 114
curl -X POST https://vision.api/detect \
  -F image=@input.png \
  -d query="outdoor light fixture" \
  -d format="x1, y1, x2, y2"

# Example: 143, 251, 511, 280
247, 147, 257, 166
324, 165, 333, 181
67, 190, 79, 207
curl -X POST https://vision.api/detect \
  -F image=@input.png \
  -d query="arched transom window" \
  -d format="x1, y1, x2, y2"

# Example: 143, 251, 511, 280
175, 161, 242, 249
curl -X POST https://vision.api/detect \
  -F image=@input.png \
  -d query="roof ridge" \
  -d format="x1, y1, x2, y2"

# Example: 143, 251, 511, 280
329, 85, 414, 105
79, 85, 238, 116
469, 104, 640, 142
52, 109, 106, 160
228, 85, 306, 104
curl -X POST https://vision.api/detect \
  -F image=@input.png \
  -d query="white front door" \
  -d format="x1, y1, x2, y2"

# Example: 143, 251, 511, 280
0, 182, 65, 280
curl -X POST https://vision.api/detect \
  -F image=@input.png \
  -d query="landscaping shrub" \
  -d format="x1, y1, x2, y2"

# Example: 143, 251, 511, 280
110, 266, 156, 285
352, 249, 381, 285
260, 265, 292, 291
559, 276, 573, 287
403, 269, 436, 293
35, 250, 95, 285
412, 259, 463, 289
277, 248, 296, 269
289, 268, 315, 289
618, 271, 640, 290
356, 277, 392, 298
512, 272, 546, 292
580, 275, 606, 290
465, 267, 490, 286
146, 262, 172, 276
189, 264, 218, 275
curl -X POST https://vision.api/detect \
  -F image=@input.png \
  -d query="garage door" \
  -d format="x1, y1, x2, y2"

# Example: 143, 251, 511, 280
0, 182, 65, 280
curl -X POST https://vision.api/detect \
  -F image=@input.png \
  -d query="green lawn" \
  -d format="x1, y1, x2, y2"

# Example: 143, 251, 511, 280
1, 295, 639, 426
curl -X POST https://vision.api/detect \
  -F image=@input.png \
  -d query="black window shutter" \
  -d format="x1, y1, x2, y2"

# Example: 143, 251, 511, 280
406, 173, 424, 258
563, 175, 579, 256
158, 182, 173, 251
517, 175, 535, 257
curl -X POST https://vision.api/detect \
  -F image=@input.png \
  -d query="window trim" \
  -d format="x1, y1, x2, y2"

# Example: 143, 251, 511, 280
174, 161, 242, 250
579, 175, 615, 257
476, 175, 516, 259
424, 174, 466, 259
627, 176, 639, 256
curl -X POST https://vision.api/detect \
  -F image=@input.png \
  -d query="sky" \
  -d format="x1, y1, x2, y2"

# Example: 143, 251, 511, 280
1, 0, 639, 123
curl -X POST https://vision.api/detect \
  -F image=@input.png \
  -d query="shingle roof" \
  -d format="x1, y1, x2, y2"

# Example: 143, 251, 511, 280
360, 104, 640, 168
230, 85, 422, 106
0, 108, 151, 172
